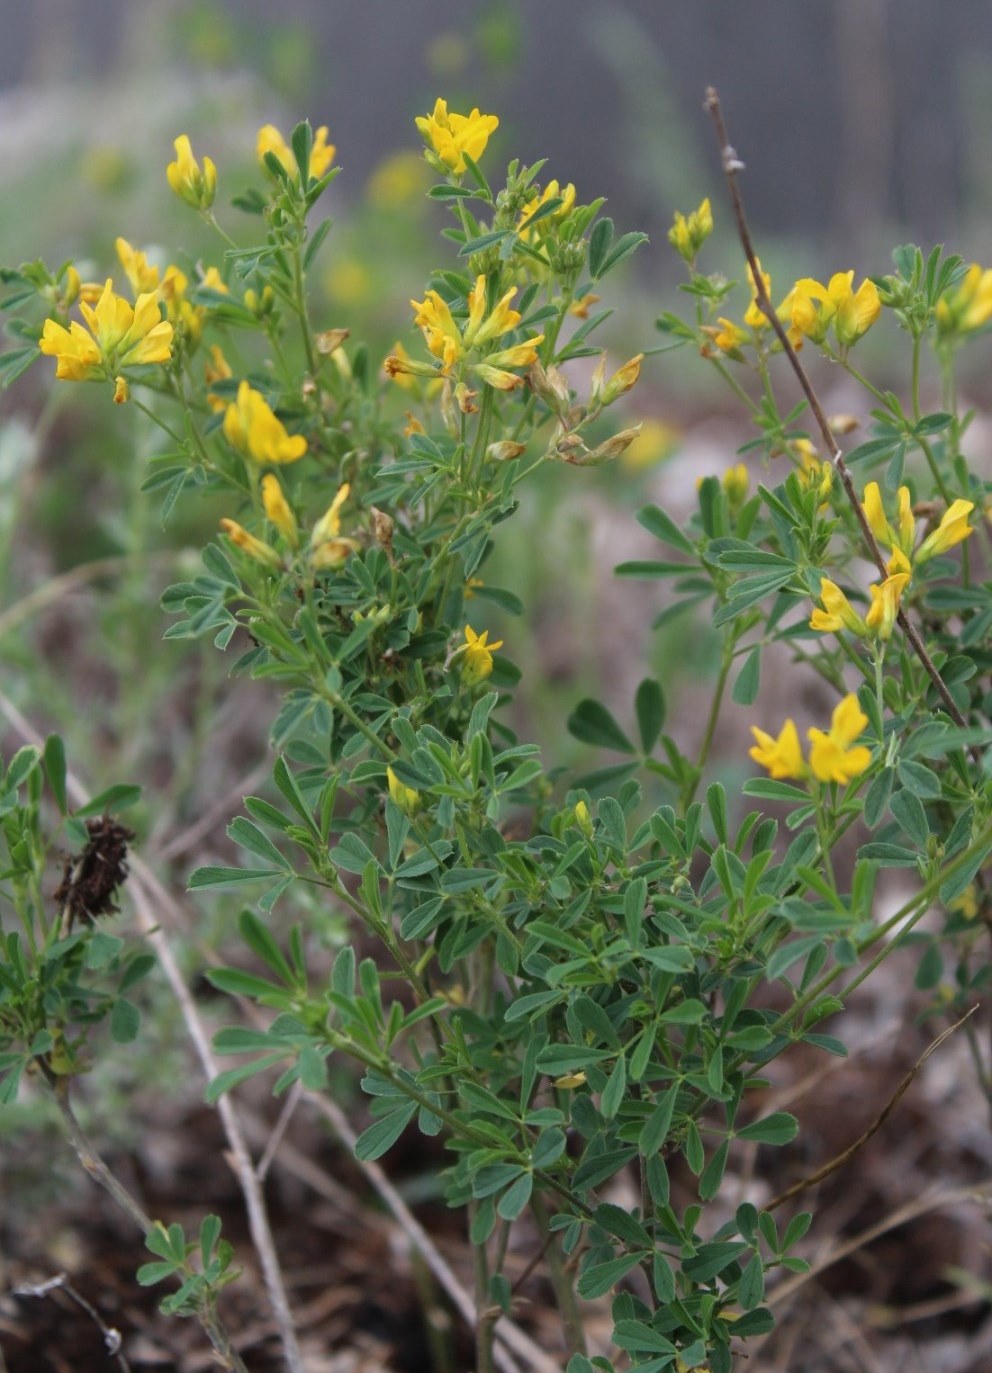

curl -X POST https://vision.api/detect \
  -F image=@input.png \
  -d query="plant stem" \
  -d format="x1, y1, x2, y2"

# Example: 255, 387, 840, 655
705, 86, 970, 734
531, 1189, 586, 1357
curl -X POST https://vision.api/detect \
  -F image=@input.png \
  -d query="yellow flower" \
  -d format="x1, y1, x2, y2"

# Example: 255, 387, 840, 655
865, 571, 910, 640
257, 123, 335, 180
791, 272, 880, 349
706, 317, 749, 357
204, 344, 232, 411
862, 482, 916, 560
722, 462, 749, 506
219, 517, 281, 568
159, 265, 204, 343
590, 352, 644, 407
166, 134, 216, 210
807, 694, 871, 784
810, 578, 868, 637
223, 380, 307, 465
744, 260, 773, 329
668, 197, 713, 262
200, 265, 229, 295
311, 482, 350, 544
115, 237, 160, 295
936, 264, 992, 336
569, 292, 600, 320
39, 278, 173, 381
415, 98, 499, 174
795, 439, 833, 504
309, 484, 360, 569
748, 719, 806, 780
915, 499, 976, 563
519, 179, 577, 242
458, 625, 503, 686
261, 474, 298, 544
409, 275, 543, 389
386, 766, 421, 816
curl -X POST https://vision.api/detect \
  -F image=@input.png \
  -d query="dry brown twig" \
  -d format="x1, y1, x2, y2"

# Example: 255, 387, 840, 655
765, 1006, 977, 1210
704, 85, 969, 732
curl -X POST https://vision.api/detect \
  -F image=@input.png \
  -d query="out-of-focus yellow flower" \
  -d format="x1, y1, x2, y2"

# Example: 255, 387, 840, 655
113, 375, 129, 404
865, 570, 910, 640
808, 694, 871, 784
115, 237, 159, 295
159, 264, 203, 343
722, 462, 749, 506
949, 885, 979, 920
244, 284, 275, 316
620, 418, 679, 472
790, 272, 880, 349
457, 624, 503, 685
486, 439, 525, 462
39, 278, 173, 381
325, 257, 372, 306
261, 473, 298, 544
219, 517, 281, 568
257, 123, 335, 180
310, 484, 360, 571
936, 264, 992, 336
795, 439, 833, 504
367, 149, 431, 209
166, 134, 216, 210
749, 719, 806, 780
415, 98, 499, 175
569, 292, 600, 320
204, 345, 232, 411
668, 197, 713, 262
200, 265, 229, 294
386, 766, 421, 816
223, 380, 307, 465
554, 1072, 587, 1089
915, 499, 976, 563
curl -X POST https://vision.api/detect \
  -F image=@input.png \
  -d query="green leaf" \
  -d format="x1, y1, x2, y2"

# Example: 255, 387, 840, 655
897, 758, 942, 798
639, 1085, 678, 1156
737, 1111, 798, 1145
889, 789, 930, 846
109, 998, 140, 1043
496, 1171, 533, 1220
188, 865, 284, 889
238, 910, 296, 984
0, 345, 41, 388
5, 746, 40, 792
635, 678, 665, 753
742, 778, 810, 803
291, 120, 314, 181
636, 502, 697, 554
567, 699, 635, 753
613, 1320, 676, 1355
43, 734, 67, 815
576, 1250, 649, 1299
354, 1102, 417, 1161
227, 817, 291, 870
732, 647, 762, 705
601, 1055, 627, 1119
205, 1054, 287, 1104
738, 1252, 765, 1309
74, 784, 141, 817
588, 217, 614, 278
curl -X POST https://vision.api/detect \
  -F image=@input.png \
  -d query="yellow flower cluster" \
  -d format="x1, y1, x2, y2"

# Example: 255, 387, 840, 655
936, 263, 992, 337
750, 694, 871, 785
415, 98, 499, 175
454, 625, 503, 685
707, 263, 881, 360
386, 275, 543, 393
668, 197, 713, 263
863, 480, 974, 567
39, 278, 173, 386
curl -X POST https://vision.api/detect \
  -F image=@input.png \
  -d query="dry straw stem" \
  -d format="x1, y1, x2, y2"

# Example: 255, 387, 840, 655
765, 1006, 977, 1210
0, 691, 304, 1373
10, 1271, 132, 1372
704, 86, 969, 732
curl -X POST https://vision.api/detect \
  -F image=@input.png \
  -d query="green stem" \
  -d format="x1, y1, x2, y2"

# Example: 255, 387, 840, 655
683, 634, 734, 810
531, 1190, 586, 1357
